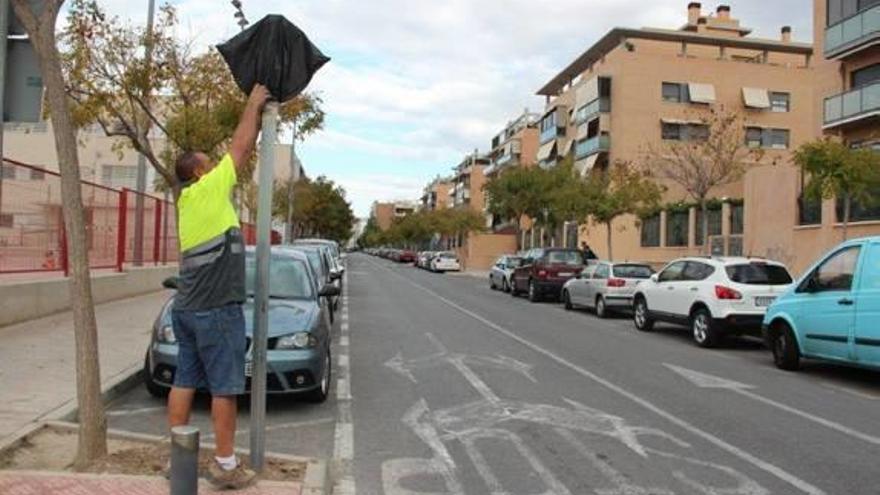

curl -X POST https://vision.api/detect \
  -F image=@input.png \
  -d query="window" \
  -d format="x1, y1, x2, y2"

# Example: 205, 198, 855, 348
245, 255, 314, 300
769, 92, 790, 113
662, 123, 682, 140
730, 203, 744, 235
798, 193, 822, 225
726, 264, 793, 285
101, 164, 138, 189
666, 211, 689, 247
662, 82, 689, 103
0, 213, 12, 228
851, 63, 880, 89
1, 165, 15, 180
695, 207, 723, 246
546, 250, 585, 265
768, 129, 790, 149
540, 112, 557, 133
683, 262, 715, 281
659, 261, 687, 282
828, 0, 880, 26
746, 127, 763, 148
641, 214, 660, 247
594, 264, 610, 279
836, 184, 880, 222
612, 264, 654, 279
807, 246, 861, 292
662, 123, 708, 141
746, 128, 790, 149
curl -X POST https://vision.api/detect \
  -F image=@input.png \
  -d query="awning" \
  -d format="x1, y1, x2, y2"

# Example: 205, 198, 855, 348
574, 154, 599, 176
575, 76, 599, 107
536, 140, 556, 161
661, 117, 704, 125
688, 83, 716, 104
742, 87, 771, 109
560, 139, 574, 157
576, 124, 590, 141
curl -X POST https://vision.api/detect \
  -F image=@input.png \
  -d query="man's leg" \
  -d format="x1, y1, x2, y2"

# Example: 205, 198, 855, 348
211, 395, 237, 457
168, 387, 196, 427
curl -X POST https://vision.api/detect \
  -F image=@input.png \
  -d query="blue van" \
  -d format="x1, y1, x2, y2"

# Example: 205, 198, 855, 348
763, 237, 880, 371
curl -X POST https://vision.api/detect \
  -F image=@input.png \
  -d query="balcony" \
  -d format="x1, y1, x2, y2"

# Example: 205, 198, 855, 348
825, 5, 880, 58
540, 125, 563, 144
574, 134, 610, 159
575, 97, 611, 124
824, 82, 880, 129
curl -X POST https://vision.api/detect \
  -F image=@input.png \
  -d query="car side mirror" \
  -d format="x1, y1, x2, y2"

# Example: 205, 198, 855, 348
650, 274, 659, 284
319, 284, 341, 298
162, 276, 179, 290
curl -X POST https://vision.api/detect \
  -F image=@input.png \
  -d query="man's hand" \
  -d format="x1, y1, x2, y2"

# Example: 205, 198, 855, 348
230, 84, 271, 171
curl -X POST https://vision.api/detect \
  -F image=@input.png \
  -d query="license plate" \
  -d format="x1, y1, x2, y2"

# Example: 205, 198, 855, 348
245, 361, 253, 377
755, 297, 776, 307
558, 272, 573, 277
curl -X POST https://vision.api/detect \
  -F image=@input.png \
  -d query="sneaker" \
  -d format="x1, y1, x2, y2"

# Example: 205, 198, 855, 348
206, 458, 257, 490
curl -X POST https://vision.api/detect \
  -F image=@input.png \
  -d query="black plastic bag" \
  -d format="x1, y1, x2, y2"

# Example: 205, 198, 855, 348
217, 15, 330, 103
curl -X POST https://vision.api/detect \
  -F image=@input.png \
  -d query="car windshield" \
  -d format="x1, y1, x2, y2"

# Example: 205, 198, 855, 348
507, 257, 522, 267
546, 251, 585, 266
726, 263, 793, 285
613, 264, 653, 279
245, 254, 314, 300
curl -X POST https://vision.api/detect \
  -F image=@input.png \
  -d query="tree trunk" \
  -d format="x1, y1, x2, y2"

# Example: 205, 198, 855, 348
12, 0, 108, 469
605, 221, 613, 261
700, 200, 710, 255
843, 194, 851, 241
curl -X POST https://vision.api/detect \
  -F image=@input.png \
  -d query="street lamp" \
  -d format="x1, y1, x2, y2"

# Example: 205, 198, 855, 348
231, 0, 249, 30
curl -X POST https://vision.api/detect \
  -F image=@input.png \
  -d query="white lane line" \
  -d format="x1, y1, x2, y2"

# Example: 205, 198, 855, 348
364, 257, 826, 495
820, 381, 880, 401
333, 271, 356, 495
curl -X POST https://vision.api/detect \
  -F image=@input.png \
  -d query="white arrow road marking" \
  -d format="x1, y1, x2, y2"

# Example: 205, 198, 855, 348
665, 363, 880, 448
362, 256, 826, 495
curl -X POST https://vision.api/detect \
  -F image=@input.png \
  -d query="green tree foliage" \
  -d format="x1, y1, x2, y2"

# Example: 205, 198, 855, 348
274, 177, 356, 244
61, 0, 325, 190
794, 138, 880, 240
358, 208, 486, 249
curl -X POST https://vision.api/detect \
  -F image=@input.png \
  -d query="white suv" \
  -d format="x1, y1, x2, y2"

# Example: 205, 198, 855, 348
632, 257, 794, 347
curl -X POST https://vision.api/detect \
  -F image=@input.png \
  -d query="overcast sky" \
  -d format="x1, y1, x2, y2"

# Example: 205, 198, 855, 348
97, 0, 813, 217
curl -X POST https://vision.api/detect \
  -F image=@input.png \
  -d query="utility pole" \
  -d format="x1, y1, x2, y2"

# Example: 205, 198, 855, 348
0, 0, 8, 219
250, 102, 278, 471
133, 0, 156, 266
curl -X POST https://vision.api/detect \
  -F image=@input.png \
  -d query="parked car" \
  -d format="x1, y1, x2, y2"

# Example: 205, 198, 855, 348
399, 250, 417, 263
763, 237, 880, 371
294, 238, 343, 266
562, 262, 654, 318
632, 257, 793, 348
511, 248, 586, 302
489, 255, 521, 292
417, 251, 436, 269
144, 247, 338, 401
431, 252, 461, 272
287, 244, 342, 320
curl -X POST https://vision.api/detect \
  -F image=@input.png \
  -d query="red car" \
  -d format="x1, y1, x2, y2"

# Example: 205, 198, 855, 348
398, 250, 417, 263
511, 248, 587, 302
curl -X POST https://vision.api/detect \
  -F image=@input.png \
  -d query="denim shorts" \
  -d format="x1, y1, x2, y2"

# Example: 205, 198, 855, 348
171, 304, 246, 396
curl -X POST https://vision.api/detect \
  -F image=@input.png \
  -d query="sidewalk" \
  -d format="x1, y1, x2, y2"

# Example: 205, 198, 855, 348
0, 290, 171, 445
0, 471, 300, 495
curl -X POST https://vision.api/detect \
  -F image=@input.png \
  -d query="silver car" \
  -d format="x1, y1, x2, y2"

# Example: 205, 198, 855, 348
489, 255, 521, 292
561, 262, 654, 318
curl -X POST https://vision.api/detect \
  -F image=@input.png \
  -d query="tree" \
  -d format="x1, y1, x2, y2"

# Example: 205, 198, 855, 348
11, 0, 107, 468
646, 107, 762, 252
62, 0, 324, 190
584, 162, 663, 260
484, 165, 549, 241
273, 176, 356, 244
793, 138, 880, 240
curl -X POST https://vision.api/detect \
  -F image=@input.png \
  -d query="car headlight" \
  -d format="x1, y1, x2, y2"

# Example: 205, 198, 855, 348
276, 332, 318, 350
156, 324, 176, 344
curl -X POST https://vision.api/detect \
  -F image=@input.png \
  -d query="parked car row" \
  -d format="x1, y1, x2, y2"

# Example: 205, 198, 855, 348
488, 237, 880, 373
143, 238, 346, 402
365, 248, 461, 272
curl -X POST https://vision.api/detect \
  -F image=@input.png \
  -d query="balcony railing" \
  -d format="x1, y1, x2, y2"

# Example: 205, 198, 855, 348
575, 97, 611, 124
824, 82, 880, 128
540, 126, 562, 144
574, 135, 610, 159
825, 4, 880, 58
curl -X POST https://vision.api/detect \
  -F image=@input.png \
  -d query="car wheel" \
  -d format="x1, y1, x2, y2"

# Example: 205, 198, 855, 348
502, 278, 510, 293
691, 308, 721, 348
307, 349, 332, 403
563, 290, 573, 310
595, 296, 607, 319
143, 352, 169, 398
490, 275, 497, 290
633, 297, 654, 332
771, 323, 801, 371
528, 280, 541, 303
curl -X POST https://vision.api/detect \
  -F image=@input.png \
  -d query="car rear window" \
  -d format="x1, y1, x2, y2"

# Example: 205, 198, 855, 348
726, 263, 793, 285
613, 264, 653, 279
439, 252, 457, 259
546, 251, 585, 265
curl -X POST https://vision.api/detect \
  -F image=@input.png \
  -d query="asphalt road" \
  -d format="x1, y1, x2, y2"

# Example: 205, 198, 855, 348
108, 253, 880, 495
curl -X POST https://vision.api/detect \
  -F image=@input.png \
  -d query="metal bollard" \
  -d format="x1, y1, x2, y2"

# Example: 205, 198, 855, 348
170, 425, 200, 495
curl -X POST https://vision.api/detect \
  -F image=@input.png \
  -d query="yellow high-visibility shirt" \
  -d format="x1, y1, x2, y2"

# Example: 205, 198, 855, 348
177, 154, 240, 252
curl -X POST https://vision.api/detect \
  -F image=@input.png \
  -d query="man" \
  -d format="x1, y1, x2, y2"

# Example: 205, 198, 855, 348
581, 241, 598, 261
168, 84, 269, 490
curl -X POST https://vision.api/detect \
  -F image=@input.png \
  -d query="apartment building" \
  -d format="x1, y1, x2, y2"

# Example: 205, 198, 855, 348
420, 177, 454, 212
535, 2, 822, 272
371, 200, 417, 231
484, 110, 541, 178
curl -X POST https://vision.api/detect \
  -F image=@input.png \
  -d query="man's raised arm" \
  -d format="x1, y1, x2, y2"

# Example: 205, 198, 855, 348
229, 84, 271, 171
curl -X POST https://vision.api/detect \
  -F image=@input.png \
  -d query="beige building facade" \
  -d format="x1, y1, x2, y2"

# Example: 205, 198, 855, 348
534, 2, 835, 274
371, 200, 417, 231
420, 178, 454, 212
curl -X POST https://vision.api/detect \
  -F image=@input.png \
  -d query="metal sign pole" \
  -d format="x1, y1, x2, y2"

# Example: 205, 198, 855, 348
133, 0, 156, 266
250, 101, 278, 471
0, 0, 8, 218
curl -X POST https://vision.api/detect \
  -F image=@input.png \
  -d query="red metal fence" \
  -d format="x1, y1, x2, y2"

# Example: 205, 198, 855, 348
0, 159, 261, 276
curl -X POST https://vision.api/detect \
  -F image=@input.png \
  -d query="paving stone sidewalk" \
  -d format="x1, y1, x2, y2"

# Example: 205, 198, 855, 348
0, 471, 301, 495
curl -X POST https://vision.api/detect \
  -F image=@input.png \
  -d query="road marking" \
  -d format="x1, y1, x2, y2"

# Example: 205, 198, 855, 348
364, 257, 826, 495
333, 270, 356, 495
667, 364, 880, 447
820, 381, 880, 401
